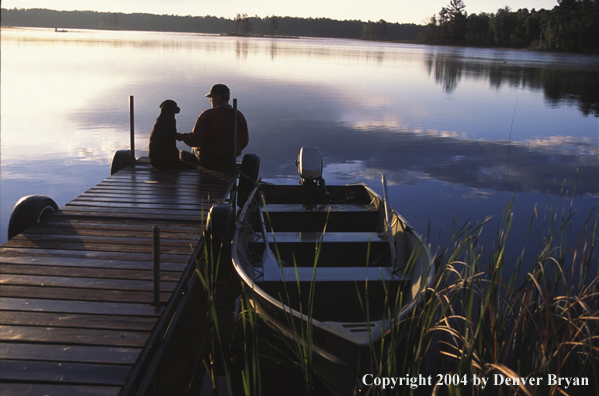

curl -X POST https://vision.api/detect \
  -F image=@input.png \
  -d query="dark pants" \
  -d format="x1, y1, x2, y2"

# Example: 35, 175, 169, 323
191, 148, 235, 170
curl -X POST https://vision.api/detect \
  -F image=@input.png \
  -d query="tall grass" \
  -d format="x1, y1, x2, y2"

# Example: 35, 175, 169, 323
196, 200, 324, 395
371, 197, 599, 396
196, 193, 598, 396
195, 225, 235, 395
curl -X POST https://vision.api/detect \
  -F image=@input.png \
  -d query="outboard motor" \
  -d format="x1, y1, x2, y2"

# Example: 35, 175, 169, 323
296, 147, 330, 200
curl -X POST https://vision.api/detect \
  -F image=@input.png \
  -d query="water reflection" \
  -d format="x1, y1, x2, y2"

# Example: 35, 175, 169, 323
247, 122, 598, 197
425, 51, 599, 117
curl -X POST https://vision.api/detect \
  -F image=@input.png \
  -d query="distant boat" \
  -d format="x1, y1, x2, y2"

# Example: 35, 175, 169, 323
54, 28, 68, 33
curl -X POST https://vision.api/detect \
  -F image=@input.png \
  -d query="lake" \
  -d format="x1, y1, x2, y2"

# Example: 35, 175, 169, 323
1, 27, 598, 274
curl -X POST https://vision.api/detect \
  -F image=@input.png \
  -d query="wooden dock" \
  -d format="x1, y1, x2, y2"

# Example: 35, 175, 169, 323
0, 157, 237, 396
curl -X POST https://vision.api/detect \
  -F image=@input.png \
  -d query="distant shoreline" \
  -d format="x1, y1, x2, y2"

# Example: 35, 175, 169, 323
0, 8, 424, 42
4, 25, 598, 58
2, 6, 598, 54
221, 32, 299, 39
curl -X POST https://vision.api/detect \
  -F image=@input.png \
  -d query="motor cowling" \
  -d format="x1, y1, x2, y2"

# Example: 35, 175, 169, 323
296, 147, 323, 182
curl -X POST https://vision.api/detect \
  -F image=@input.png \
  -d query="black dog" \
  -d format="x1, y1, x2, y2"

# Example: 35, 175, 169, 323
149, 100, 195, 170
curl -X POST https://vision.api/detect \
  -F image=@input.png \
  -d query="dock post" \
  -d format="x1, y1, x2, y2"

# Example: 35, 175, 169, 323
129, 95, 136, 167
153, 225, 160, 307
232, 98, 238, 164
231, 98, 238, 204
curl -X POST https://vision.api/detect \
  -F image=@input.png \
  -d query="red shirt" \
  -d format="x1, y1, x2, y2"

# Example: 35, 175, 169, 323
182, 105, 249, 159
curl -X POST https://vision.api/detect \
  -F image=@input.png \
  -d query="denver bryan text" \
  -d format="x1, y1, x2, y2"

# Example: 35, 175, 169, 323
492, 374, 589, 390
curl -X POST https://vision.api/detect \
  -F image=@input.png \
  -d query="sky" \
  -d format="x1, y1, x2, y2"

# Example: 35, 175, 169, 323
2, 0, 560, 25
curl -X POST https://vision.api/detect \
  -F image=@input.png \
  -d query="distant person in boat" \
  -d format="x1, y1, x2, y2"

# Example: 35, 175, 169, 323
148, 100, 196, 170
176, 84, 249, 170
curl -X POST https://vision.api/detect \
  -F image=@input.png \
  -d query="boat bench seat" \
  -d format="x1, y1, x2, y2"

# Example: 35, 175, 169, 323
263, 231, 389, 267
257, 263, 410, 322
262, 265, 408, 283
268, 231, 385, 244
262, 204, 380, 232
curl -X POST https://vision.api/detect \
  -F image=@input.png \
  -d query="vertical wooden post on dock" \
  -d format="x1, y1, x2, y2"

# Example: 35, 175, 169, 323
232, 98, 238, 164
129, 95, 136, 167
153, 225, 160, 307
231, 98, 238, 204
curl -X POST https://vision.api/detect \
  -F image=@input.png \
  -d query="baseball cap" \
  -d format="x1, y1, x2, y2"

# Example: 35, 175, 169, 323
205, 84, 230, 98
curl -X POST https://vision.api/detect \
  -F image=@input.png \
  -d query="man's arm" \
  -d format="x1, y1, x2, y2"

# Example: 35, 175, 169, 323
176, 114, 206, 147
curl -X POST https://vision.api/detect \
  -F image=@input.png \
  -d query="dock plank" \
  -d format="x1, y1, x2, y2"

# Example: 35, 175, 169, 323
0, 311, 156, 331
0, 359, 130, 385
0, 274, 177, 292
0, 247, 190, 263
0, 325, 149, 348
2, 239, 194, 255
0, 343, 140, 365
0, 264, 181, 282
23, 221, 204, 234
0, 383, 120, 396
0, 255, 187, 271
23, 219, 203, 233
56, 208, 207, 220
65, 201, 209, 210
0, 285, 172, 304
0, 297, 160, 317
75, 193, 220, 203
9, 233, 196, 248
38, 214, 206, 228
87, 184, 223, 194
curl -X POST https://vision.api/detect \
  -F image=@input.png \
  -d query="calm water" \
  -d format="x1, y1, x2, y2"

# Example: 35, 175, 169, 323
1, 27, 598, 272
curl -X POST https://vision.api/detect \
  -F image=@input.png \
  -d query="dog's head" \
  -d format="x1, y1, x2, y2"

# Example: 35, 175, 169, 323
159, 99, 180, 115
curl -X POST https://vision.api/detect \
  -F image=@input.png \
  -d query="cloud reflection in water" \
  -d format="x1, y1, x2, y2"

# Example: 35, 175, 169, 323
250, 121, 598, 197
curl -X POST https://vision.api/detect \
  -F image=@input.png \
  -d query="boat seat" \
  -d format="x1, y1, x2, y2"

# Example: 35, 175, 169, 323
261, 203, 380, 232
262, 264, 409, 283
263, 231, 389, 267
267, 231, 383, 244
255, 237, 406, 282
257, 261, 411, 322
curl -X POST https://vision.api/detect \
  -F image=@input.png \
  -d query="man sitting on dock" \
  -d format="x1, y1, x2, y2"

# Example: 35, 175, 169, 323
176, 84, 249, 170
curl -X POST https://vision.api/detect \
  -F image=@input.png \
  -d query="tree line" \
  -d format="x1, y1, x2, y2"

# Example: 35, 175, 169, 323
0, 8, 424, 41
420, 0, 599, 53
